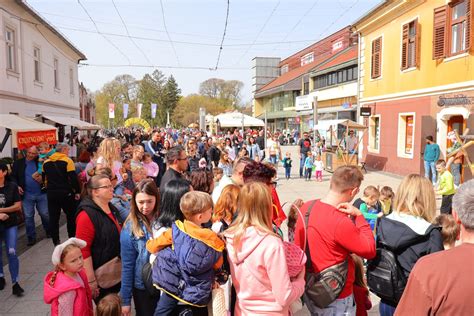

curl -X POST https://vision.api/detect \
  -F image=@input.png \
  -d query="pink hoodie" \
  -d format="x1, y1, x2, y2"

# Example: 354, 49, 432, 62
225, 227, 305, 315
43, 268, 93, 316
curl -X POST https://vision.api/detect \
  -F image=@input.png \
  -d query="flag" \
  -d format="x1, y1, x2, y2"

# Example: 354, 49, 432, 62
108, 103, 115, 119
137, 103, 143, 118
151, 103, 157, 118
123, 103, 129, 119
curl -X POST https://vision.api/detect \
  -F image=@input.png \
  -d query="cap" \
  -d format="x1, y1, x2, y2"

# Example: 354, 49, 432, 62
51, 238, 87, 266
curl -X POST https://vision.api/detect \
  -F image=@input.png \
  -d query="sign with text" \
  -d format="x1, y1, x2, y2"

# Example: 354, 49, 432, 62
17, 130, 57, 150
295, 95, 313, 111
360, 107, 372, 117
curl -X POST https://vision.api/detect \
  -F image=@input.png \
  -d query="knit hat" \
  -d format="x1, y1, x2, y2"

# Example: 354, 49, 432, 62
51, 238, 87, 266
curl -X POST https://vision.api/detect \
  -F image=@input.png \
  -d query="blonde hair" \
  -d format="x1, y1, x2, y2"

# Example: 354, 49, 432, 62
226, 182, 278, 251
38, 141, 51, 151
213, 184, 240, 224
180, 191, 213, 219
393, 174, 436, 222
49, 244, 81, 286
363, 185, 380, 198
97, 293, 121, 316
433, 214, 460, 246
97, 138, 121, 170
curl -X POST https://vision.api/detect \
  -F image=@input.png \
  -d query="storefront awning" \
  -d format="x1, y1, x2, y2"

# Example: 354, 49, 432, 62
41, 115, 101, 130
0, 114, 56, 132
314, 119, 367, 131
214, 112, 265, 128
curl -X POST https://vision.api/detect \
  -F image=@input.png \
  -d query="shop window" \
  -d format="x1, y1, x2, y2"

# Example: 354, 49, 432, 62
368, 115, 381, 152
371, 37, 382, 79
401, 19, 420, 69
397, 113, 415, 158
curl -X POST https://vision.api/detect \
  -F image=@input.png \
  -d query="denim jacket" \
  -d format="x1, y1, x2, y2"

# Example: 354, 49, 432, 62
119, 220, 153, 306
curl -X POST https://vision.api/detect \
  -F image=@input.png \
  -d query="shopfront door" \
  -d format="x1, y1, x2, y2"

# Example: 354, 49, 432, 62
447, 115, 465, 148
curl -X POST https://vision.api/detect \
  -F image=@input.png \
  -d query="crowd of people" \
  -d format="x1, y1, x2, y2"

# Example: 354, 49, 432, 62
0, 126, 472, 316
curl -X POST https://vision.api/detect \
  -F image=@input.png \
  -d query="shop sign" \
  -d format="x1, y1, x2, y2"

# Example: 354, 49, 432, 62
360, 107, 372, 117
437, 94, 474, 107
17, 129, 57, 150
295, 95, 313, 111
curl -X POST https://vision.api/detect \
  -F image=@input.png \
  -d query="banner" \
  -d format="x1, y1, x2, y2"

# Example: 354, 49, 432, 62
151, 103, 157, 119
17, 130, 57, 150
137, 103, 143, 118
123, 103, 129, 119
108, 103, 115, 119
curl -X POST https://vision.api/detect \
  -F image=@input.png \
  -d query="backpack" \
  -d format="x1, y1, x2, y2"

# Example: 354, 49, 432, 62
366, 245, 407, 305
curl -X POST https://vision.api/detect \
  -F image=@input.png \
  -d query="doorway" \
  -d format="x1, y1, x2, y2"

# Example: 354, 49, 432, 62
447, 115, 465, 149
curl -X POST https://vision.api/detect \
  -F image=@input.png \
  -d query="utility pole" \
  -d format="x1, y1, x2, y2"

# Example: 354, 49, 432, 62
166, 111, 170, 128
313, 96, 318, 151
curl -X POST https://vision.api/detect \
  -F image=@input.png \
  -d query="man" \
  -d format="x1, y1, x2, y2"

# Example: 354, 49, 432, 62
423, 135, 440, 184
232, 129, 241, 157
255, 130, 265, 160
43, 143, 80, 246
143, 131, 165, 186
11, 146, 50, 246
266, 133, 282, 167
294, 166, 376, 315
298, 132, 312, 178
211, 157, 252, 204
345, 130, 358, 154
395, 179, 474, 315
159, 145, 188, 193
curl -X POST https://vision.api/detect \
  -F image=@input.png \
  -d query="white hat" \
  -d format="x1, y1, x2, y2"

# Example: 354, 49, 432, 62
51, 238, 87, 266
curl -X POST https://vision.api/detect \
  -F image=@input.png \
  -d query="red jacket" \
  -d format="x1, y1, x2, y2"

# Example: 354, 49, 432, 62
353, 285, 372, 316
294, 200, 375, 298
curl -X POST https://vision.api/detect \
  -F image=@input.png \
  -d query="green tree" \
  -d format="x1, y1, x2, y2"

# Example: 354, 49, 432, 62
172, 94, 228, 127
198, 78, 244, 108
161, 75, 181, 126
137, 70, 166, 127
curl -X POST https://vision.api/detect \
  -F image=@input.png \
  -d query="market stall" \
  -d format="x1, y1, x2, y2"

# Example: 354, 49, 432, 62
38, 114, 100, 144
315, 119, 367, 172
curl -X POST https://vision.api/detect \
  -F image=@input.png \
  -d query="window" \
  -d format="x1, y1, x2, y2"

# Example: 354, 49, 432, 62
401, 20, 420, 69
301, 52, 314, 66
397, 113, 415, 158
281, 64, 289, 74
69, 67, 74, 95
303, 81, 309, 95
313, 65, 358, 89
369, 116, 381, 152
54, 58, 59, 89
371, 37, 382, 79
5, 27, 16, 71
433, 1, 471, 59
33, 47, 41, 81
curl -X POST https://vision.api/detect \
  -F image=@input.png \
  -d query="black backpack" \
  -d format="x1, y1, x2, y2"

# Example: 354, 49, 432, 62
366, 245, 407, 305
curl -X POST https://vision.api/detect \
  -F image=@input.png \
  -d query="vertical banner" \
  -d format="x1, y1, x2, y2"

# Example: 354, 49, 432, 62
108, 103, 115, 119
151, 103, 157, 118
137, 103, 143, 118
123, 103, 129, 119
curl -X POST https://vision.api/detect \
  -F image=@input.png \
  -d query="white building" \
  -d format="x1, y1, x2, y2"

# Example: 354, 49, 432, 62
0, 0, 86, 155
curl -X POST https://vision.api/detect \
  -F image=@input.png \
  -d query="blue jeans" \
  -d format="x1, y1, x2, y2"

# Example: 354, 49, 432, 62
304, 294, 355, 315
0, 226, 19, 283
424, 160, 437, 184
22, 193, 50, 240
299, 156, 306, 177
451, 163, 461, 186
379, 301, 396, 316
285, 166, 291, 179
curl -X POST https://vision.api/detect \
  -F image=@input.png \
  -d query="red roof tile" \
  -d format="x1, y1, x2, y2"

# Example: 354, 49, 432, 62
316, 46, 358, 72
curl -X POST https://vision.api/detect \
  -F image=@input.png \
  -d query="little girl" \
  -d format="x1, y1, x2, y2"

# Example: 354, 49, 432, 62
304, 151, 314, 181
314, 155, 324, 182
218, 151, 233, 177
352, 254, 372, 316
142, 153, 159, 180
44, 238, 93, 316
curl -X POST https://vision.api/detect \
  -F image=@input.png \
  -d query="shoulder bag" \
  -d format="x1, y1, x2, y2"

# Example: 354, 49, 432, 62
95, 256, 122, 289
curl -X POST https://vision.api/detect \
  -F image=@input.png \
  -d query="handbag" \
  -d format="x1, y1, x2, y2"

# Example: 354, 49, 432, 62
282, 202, 307, 278
95, 256, 122, 289
208, 287, 227, 316
302, 200, 348, 309
142, 262, 160, 297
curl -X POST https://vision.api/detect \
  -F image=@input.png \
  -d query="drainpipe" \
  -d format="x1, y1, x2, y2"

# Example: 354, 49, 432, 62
356, 31, 363, 160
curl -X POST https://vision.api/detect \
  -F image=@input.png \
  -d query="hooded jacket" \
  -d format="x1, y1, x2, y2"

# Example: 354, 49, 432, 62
43, 152, 80, 195
376, 212, 443, 278
43, 268, 93, 316
224, 227, 305, 316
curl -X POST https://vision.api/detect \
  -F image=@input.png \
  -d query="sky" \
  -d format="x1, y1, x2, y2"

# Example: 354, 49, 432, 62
27, 0, 382, 102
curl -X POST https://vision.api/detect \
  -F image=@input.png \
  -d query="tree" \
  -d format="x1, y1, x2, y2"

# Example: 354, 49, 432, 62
199, 78, 225, 99
137, 70, 166, 127
172, 94, 228, 127
161, 75, 181, 126
198, 78, 244, 108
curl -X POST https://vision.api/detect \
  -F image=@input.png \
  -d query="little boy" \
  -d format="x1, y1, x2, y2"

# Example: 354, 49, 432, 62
353, 186, 383, 232
379, 186, 395, 215
433, 214, 460, 250
146, 191, 224, 315
304, 151, 314, 181
212, 167, 224, 186
435, 159, 456, 214
282, 152, 292, 180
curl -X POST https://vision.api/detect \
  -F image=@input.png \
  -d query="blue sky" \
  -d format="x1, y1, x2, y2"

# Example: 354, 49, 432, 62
27, 0, 382, 102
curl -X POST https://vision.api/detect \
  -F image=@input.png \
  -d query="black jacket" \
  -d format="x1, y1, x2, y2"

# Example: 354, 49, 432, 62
11, 157, 31, 190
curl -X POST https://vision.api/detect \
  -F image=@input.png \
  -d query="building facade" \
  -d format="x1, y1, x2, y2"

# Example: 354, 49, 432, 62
79, 82, 96, 124
353, 0, 474, 180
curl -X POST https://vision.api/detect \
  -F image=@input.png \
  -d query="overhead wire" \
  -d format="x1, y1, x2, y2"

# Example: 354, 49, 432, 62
214, 0, 230, 70
111, 0, 151, 63
80, 63, 247, 70
277, 0, 319, 46
77, 0, 131, 65
159, 0, 181, 66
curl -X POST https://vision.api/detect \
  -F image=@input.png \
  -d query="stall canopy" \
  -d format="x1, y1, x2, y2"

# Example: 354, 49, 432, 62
314, 119, 367, 131
214, 112, 264, 128
0, 114, 57, 150
41, 115, 101, 130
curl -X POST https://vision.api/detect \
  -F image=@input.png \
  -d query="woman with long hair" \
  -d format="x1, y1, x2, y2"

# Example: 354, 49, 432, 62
120, 179, 160, 316
375, 174, 443, 316
95, 138, 123, 183
224, 182, 305, 315
212, 184, 240, 234
218, 151, 233, 177
247, 136, 261, 161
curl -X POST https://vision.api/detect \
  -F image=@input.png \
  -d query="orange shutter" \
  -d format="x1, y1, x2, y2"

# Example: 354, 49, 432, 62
433, 6, 447, 59
415, 19, 421, 68
371, 37, 382, 78
401, 23, 409, 70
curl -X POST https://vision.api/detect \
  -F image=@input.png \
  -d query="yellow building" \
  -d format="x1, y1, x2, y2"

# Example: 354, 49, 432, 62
352, 0, 474, 180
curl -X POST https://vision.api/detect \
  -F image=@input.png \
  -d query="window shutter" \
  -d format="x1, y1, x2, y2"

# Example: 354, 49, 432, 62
371, 37, 382, 78
401, 23, 409, 70
415, 19, 421, 68
433, 6, 447, 59
467, 0, 472, 51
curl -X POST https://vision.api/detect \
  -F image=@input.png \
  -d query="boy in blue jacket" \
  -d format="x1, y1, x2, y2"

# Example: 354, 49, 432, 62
146, 191, 224, 316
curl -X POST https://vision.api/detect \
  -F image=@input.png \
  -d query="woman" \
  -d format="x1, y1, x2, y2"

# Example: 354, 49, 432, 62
206, 138, 221, 169
225, 138, 236, 161
120, 179, 160, 316
131, 145, 144, 170
375, 174, 443, 316
212, 184, 240, 233
0, 163, 24, 296
186, 169, 214, 194
75, 150, 91, 174
76, 175, 122, 301
186, 139, 201, 172
218, 151, 233, 177
225, 182, 305, 315
95, 138, 123, 183
247, 136, 261, 161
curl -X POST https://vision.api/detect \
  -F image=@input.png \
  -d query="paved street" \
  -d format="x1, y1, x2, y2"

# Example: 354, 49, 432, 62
0, 146, 409, 315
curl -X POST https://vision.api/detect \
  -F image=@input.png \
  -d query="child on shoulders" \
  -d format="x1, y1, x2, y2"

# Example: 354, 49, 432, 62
353, 186, 383, 232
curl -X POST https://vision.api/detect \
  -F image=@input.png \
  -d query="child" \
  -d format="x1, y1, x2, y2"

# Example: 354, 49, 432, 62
379, 186, 394, 215
433, 214, 460, 250
97, 293, 121, 316
435, 159, 456, 214
131, 166, 147, 184
37, 141, 56, 176
287, 198, 304, 242
313, 154, 324, 182
352, 254, 372, 316
212, 167, 224, 186
43, 238, 93, 316
304, 151, 314, 181
142, 152, 159, 180
147, 191, 224, 315
218, 151, 233, 177
121, 158, 135, 192
353, 186, 383, 232
282, 152, 292, 180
